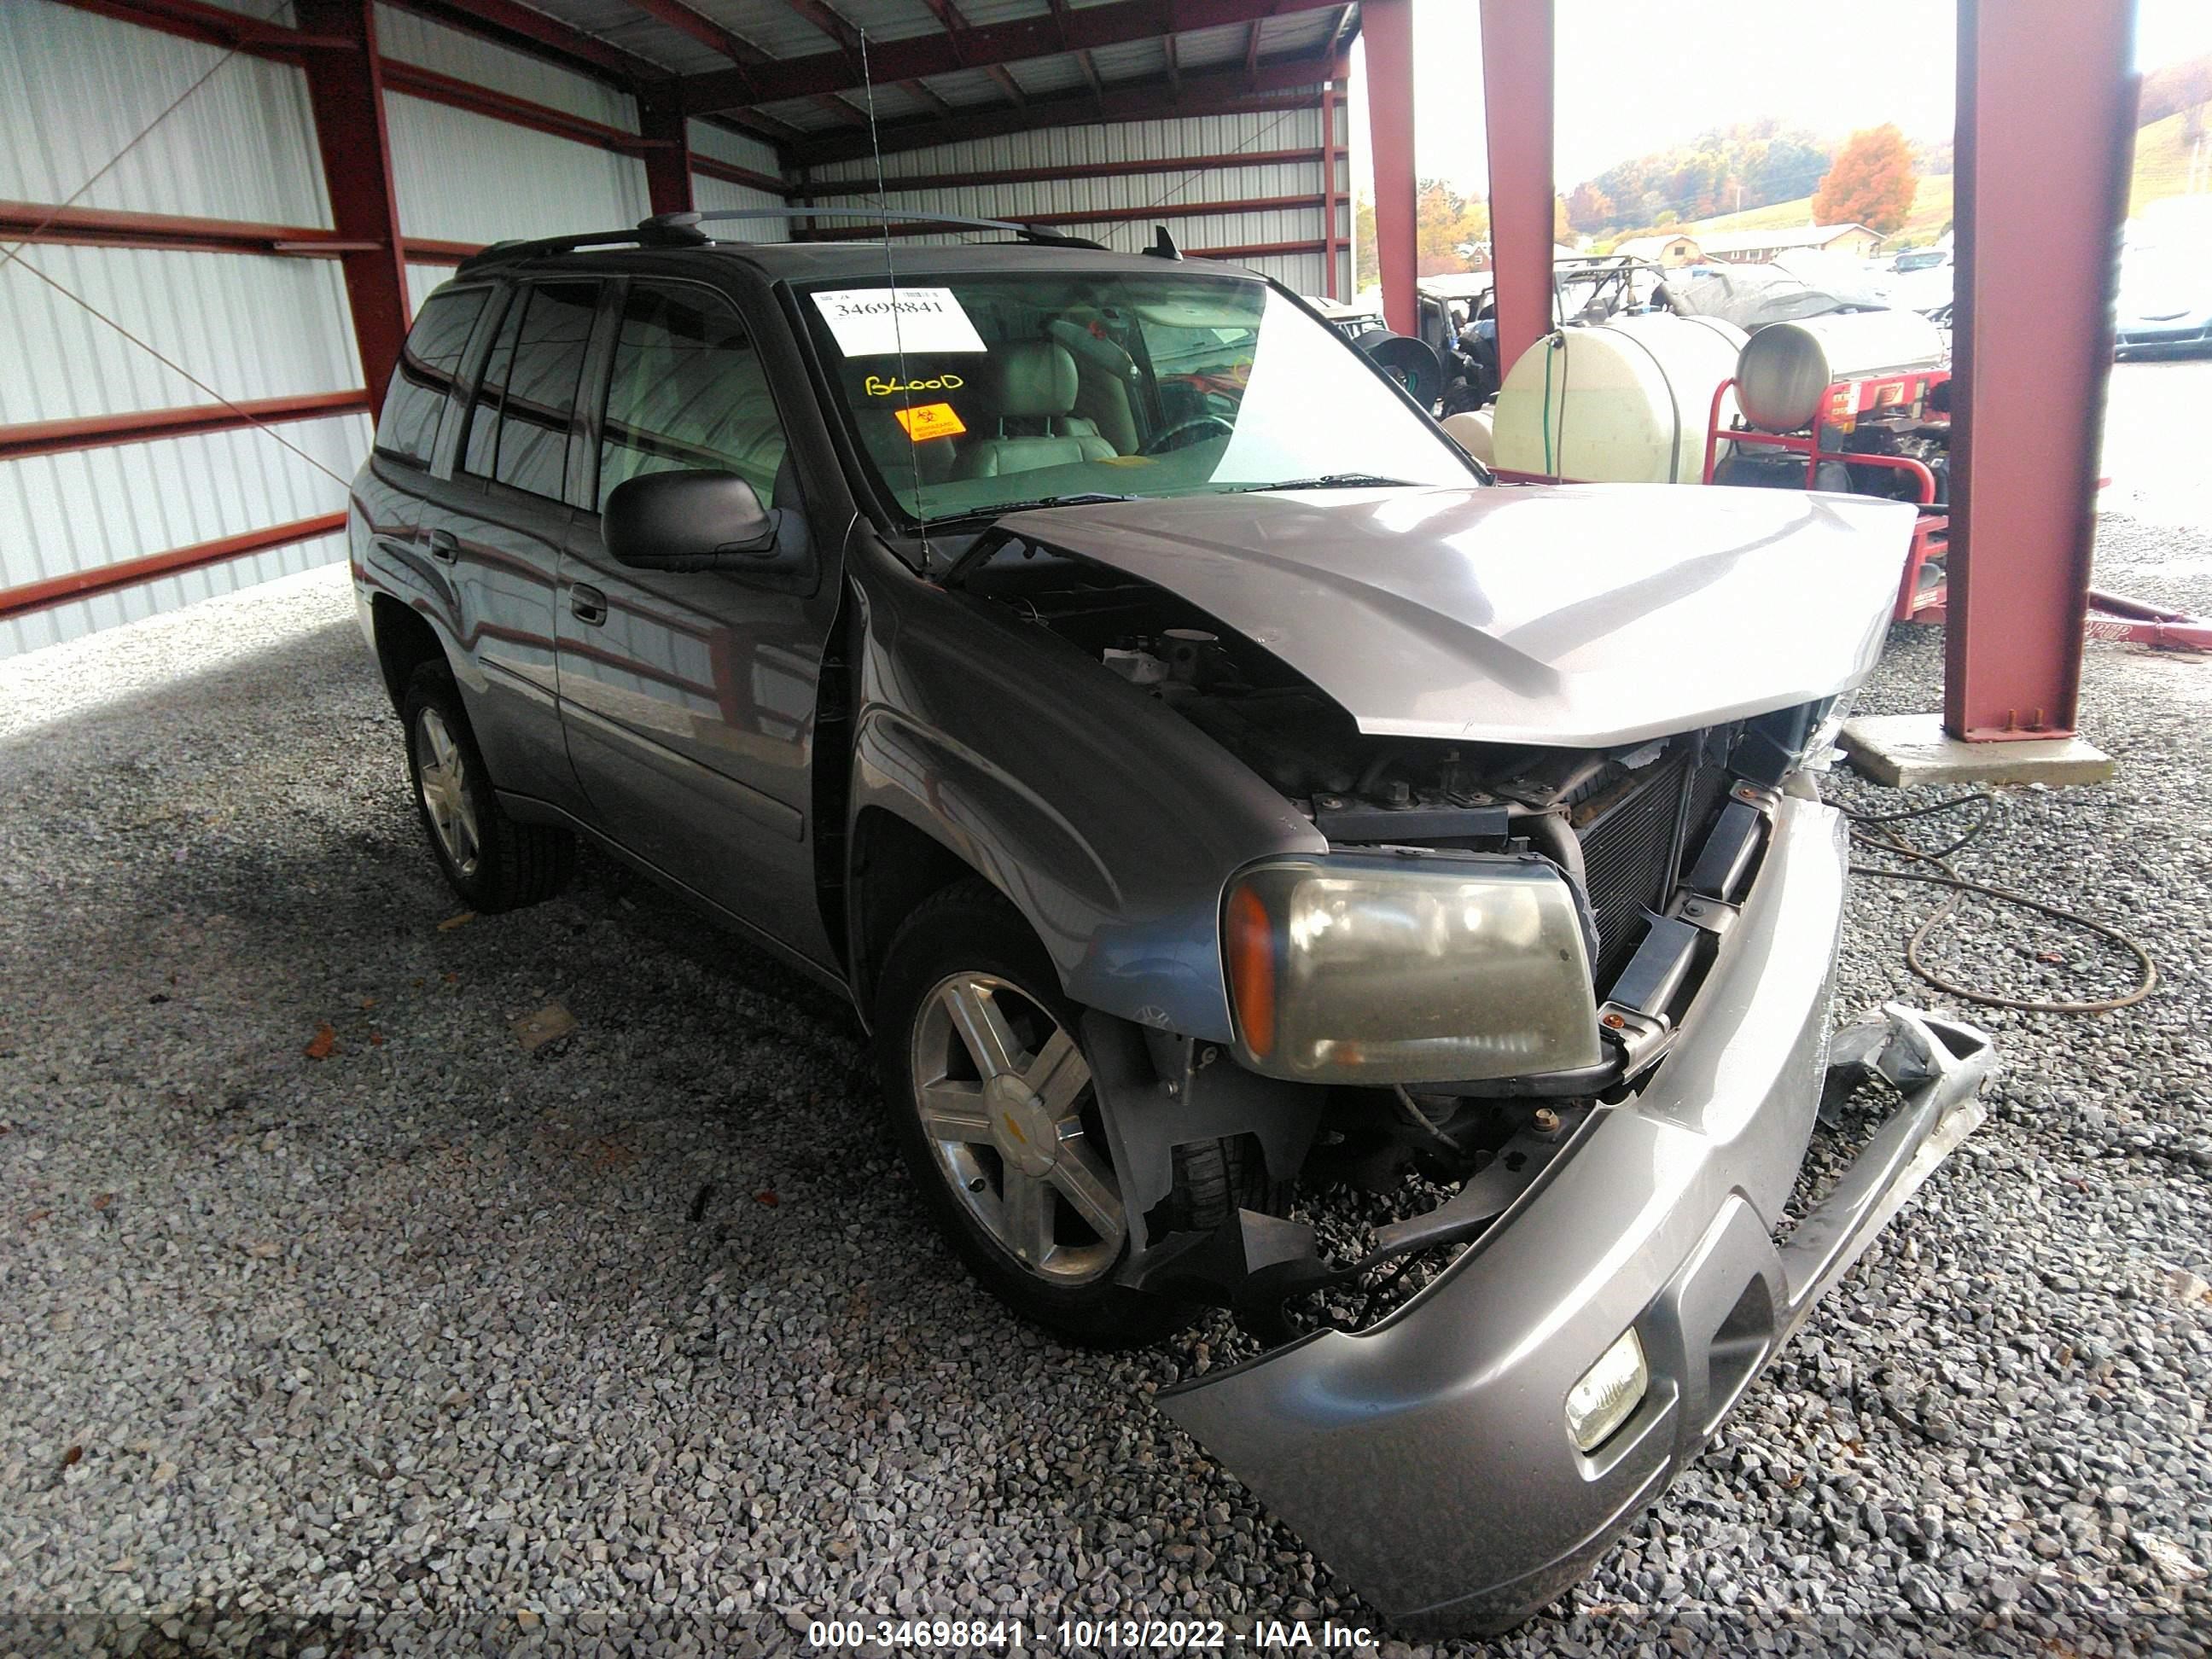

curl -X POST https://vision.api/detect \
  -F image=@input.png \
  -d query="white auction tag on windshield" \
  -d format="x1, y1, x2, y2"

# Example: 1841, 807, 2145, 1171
811, 287, 987, 357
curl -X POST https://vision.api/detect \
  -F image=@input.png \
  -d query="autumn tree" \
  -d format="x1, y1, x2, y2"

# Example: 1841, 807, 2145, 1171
1566, 182, 1614, 232
1414, 178, 1487, 275
1812, 124, 1918, 235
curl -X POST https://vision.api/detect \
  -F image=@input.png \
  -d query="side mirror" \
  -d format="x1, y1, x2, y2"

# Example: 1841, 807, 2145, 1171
604, 469, 783, 573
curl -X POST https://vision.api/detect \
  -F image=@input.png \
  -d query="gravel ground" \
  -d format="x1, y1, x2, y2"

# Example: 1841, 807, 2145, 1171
3, 517, 2209, 1659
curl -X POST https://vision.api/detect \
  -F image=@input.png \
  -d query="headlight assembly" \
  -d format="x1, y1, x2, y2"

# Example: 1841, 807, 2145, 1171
1222, 853, 1602, 1086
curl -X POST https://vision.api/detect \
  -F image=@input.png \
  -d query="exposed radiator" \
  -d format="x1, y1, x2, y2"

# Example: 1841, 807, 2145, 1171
1575, 751, 1735, 988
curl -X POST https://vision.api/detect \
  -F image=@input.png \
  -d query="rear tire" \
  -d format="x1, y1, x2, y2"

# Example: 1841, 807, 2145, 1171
401, 662, 575, 913
874, 879, 1267, 1346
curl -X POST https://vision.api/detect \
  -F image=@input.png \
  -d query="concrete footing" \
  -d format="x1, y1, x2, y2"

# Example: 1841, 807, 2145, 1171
1837, 712, 2116, 788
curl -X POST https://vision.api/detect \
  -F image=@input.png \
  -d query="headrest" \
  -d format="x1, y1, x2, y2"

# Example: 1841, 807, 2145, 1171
991, 341, 1079, 418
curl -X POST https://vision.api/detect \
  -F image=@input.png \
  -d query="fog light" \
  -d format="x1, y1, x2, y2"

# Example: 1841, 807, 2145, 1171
1565, 1327, 1648, 1452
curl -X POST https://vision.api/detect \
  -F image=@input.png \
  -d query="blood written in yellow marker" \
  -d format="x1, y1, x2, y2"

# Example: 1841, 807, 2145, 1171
866, 372, 966, 396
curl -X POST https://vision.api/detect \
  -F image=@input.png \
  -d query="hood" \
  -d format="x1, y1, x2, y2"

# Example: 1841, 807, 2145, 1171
998, 483, 1917, 748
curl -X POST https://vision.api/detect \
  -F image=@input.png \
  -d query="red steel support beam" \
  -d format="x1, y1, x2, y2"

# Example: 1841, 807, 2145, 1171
624, 0, 761, 73
682, 0, 1348, 112
294, 0, 412, 416
800, 192, 1325, 239
691, 154, 795, 197
0, 513, 348, 620
795, 55, 1338, 165
387, 4, 800, 154
1480, 0, 1555, 387
380, 60, 668, 155
804, 148, 1324, 197
1321, 83, 1340, 298
637, 83, 695, 216
0, 200, 362, 257
59, 0, 357, 56
399, 0, 666, 84
1944, 0, 2138, 740
1363, 0, 1416, 334
0, 391, 370, 462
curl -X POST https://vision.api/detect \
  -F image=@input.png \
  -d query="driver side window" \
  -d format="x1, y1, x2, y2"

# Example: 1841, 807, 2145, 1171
598, 286, 788, 512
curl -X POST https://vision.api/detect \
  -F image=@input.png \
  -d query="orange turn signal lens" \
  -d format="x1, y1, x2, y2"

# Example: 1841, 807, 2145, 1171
1225, 883, 1277, 1059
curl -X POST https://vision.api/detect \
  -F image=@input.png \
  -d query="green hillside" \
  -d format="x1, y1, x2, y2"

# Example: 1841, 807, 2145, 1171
2130, 105, 2211, 213
1627, 109, 2203, 253
1641, 173, 1953, 250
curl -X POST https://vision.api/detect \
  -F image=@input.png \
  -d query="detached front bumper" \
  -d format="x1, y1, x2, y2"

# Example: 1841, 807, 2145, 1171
1159, 796, 1994, 1636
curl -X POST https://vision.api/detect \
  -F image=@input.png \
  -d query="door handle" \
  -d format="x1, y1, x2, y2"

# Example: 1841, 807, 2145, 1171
424, 528, 458, 563
570, 584, 608, 626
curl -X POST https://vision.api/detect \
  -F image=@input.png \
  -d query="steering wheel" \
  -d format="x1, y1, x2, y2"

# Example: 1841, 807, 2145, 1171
1139, 414, 1234, 457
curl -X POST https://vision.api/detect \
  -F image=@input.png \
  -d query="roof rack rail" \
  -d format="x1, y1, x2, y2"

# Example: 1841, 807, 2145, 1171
456, 219, 708, 276
643, 207, 1109, 250
451, 208, 1115, 281
455, 208, 1110, 278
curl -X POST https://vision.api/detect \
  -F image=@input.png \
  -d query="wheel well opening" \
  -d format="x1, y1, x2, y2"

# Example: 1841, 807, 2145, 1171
851, 809, 986, 1017
370, 595, 446, 711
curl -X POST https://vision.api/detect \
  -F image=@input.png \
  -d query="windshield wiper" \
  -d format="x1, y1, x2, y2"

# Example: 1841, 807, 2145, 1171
925, 492, 1142, 527
1220, 473, 1414, 493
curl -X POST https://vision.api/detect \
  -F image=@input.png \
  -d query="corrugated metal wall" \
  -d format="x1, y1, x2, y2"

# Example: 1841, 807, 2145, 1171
1, 0, 748, 656
0, 0, 359, 656
803, 102, 1351, 298
690, 123, 791, 243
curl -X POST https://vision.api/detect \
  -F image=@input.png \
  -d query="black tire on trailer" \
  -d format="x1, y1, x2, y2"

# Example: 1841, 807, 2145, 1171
400, 661, 576, 913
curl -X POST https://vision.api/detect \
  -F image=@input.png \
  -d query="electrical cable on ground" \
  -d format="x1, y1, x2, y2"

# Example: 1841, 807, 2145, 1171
1842, 790, 2157, 1015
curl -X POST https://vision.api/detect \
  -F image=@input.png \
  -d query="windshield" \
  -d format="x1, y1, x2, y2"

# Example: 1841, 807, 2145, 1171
795, 271, 1477, 527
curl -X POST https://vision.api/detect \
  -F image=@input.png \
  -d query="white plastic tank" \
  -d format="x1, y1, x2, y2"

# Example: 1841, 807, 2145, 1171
1734, 310, 1947, 433
1492, 313, 1749, 484
1440, 409, 1495, 465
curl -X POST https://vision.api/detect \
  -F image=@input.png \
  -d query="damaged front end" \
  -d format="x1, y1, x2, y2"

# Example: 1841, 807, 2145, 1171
944, 488, 1990, 1633
1074, 752, 1992, 1635
1112, 788, 1992, 1633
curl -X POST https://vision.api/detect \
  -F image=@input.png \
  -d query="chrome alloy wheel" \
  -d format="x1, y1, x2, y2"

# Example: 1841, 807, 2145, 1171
908, 972, 1126, 1284
413, 706, 481, 878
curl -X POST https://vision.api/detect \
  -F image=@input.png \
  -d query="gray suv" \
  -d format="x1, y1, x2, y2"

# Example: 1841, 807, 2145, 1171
346, 212, 1992, 1635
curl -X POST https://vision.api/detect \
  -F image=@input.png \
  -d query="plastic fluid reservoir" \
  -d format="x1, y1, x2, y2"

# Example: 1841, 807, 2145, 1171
1735, 310, 1947, 433
1492, 312, 1749, 484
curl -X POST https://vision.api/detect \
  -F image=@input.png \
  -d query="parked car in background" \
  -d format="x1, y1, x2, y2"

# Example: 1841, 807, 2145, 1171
2114, 236, 2212, 357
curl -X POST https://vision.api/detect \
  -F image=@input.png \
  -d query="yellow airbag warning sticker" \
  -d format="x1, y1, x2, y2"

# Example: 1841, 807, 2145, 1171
895, 402, 966, 442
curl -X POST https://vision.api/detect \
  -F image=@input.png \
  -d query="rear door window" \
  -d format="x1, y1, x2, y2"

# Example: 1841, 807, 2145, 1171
373, 288, 488, 469
459, 281, 599, 501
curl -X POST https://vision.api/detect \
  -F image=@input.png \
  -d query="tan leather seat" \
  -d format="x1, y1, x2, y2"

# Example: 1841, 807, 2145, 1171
954, 341, 1119, 480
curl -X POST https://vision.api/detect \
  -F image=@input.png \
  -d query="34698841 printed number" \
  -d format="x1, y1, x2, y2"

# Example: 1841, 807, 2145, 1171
806, 1618, 1231, 1650
808, 287, 989, 357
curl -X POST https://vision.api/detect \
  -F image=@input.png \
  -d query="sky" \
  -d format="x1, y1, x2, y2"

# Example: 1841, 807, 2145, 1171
1348, 0, 2212, 197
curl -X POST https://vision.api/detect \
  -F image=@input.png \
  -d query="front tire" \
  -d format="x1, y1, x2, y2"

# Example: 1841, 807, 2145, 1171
874, 880, 1263, 1346
401, 663, 575, 913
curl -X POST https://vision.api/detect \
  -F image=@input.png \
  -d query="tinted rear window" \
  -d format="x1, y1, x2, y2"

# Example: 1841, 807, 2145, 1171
460, 282, 598, 501
374, 288, 488, 469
